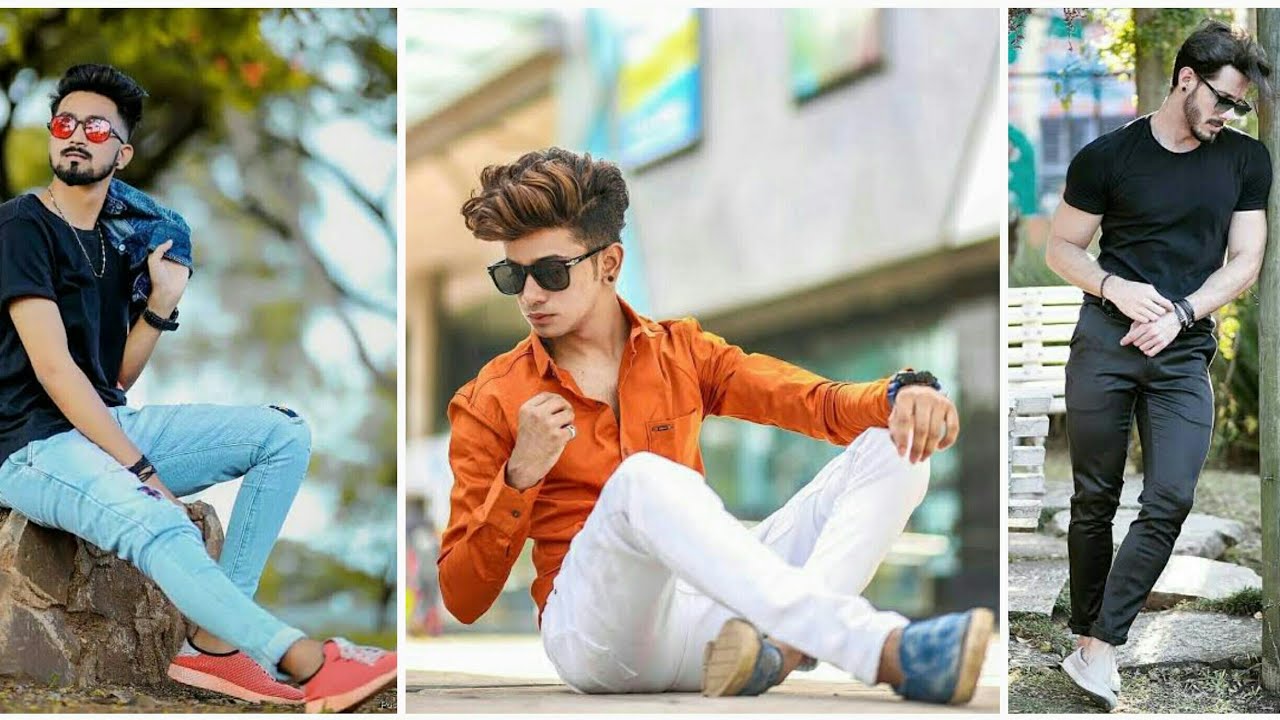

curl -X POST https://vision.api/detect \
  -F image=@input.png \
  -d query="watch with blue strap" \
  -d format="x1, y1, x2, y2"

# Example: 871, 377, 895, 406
887, 368, 942, 407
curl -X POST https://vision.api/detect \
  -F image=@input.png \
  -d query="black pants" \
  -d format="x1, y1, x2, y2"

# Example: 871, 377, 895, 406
1064, 297, 1217, 645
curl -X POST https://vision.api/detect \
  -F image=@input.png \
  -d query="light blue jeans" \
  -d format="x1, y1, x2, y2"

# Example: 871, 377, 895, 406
0, 403, 310, 675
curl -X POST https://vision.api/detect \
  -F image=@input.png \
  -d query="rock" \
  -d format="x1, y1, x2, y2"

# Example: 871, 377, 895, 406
1118, 611, 1260, 669
1009, 560, 1069, 616
1049, 510, 1246, 559
1145, 556, 1262, 610
1009, 533, 1068, 561
0, 503, 223, 686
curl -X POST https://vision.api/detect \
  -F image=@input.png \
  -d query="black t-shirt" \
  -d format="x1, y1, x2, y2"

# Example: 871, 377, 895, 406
0, 194, 132, 462
1063, 115, 1272, 299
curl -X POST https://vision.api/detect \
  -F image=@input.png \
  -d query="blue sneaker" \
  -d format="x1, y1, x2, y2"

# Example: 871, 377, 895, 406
700, 618, 785, 696
894, 608, 993, 704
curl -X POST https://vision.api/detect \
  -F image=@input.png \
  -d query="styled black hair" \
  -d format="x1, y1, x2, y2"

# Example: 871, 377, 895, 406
49, 64, 148, 140
1171, 19, 1272, 99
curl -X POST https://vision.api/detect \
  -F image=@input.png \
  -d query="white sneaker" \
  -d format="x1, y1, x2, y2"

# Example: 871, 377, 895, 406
1060, 646, 1118, 710
1111, 664, 1122, 694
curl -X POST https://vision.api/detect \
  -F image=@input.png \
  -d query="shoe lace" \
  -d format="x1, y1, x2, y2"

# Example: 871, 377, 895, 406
333, 637, 385, 666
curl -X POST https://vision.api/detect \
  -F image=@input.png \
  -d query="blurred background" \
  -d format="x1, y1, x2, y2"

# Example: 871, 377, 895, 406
0, 9, 397, 648
405, 7, 1000, 653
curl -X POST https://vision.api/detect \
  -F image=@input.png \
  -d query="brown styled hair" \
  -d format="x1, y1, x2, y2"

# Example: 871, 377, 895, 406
460, 147, 629, 250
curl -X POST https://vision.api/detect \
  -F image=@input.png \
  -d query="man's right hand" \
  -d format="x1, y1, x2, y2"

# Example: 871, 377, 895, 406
1103, 277, 1174, 323
506, 392, 575, 491
140, 472, 184, 508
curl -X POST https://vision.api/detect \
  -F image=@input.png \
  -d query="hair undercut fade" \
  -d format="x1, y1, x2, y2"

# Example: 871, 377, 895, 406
50, 64, 148, 140
1171, 19, 1272, 100
460, 147, 629, 251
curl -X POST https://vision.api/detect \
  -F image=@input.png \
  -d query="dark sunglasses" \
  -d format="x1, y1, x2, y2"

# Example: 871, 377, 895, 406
1195, 71, 1252, 116
487, 245, 609, 295
47, 112, 126, 144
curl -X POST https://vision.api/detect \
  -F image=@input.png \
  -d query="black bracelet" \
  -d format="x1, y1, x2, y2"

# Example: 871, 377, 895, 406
1172, 297, 1192, 327
127, 454, 154, 481
1171, 302, 1188, 328
1098, 273, 1116, 301
143, 306, 180, 332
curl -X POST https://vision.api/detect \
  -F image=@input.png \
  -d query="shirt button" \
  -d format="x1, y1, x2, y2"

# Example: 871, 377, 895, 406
511, 510, 521, 518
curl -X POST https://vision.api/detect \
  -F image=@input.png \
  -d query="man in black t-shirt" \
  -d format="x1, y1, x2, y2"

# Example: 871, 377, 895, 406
1045, 21, 1272, 709
0, 64, 394, 711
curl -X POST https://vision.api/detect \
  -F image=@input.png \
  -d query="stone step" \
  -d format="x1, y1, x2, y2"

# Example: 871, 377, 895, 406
1008, 559, 1069, 617
1146, 556, 1262, 610
1009, 533, 1068, 561
1118, 610, 1260, 670
1049, 509, 1245, 560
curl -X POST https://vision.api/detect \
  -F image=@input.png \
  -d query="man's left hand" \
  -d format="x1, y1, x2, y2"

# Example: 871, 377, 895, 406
888, 385, 959, 464
146, 239, 188, 314
1120, 313, 1181, 357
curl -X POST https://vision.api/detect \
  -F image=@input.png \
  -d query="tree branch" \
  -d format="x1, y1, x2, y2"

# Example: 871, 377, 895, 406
271, 132, 396, 250
237, 196, 394, 391
240, 196, 394, 318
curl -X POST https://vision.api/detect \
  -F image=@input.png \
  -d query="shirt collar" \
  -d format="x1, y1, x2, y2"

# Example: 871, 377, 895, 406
529, 296, 658, 379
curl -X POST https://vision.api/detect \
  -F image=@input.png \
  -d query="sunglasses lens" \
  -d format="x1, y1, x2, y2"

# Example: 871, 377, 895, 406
491, 264, 525, 295
532, 261, 571, 291
84, 119, 112, 143
49, 114, 76, 139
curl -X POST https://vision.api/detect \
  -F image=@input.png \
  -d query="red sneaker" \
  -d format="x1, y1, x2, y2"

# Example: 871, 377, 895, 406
302, 638, 397, 713
167, 644, 304, 704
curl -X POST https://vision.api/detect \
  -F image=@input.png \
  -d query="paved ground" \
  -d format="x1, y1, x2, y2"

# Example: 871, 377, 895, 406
406, 634, 1003, 713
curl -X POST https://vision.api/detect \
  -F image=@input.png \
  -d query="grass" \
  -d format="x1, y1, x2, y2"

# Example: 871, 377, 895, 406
1011, 665, 1280, 714
1177, 586, 1264, 617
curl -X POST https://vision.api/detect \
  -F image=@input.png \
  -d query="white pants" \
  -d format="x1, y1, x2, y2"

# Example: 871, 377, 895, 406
540, 428, 930, 693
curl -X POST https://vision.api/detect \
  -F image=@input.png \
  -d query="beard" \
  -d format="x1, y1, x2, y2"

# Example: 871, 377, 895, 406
1183, 92, 1224, 144
50, 149, 117, 187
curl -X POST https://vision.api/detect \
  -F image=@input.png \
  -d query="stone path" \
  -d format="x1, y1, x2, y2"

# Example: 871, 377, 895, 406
1008, 560, 1069, 616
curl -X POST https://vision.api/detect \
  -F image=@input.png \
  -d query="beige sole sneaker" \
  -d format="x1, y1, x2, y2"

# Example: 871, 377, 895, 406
701, 618, 765, 697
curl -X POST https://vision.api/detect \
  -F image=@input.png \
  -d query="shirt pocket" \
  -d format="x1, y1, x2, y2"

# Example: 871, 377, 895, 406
645, 409, 700, 464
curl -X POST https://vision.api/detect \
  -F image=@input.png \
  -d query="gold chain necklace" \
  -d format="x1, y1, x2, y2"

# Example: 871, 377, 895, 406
46, 187, 105, 279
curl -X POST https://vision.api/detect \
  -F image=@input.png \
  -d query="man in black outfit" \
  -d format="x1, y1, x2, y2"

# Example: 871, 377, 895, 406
1046, 20, 1271, 710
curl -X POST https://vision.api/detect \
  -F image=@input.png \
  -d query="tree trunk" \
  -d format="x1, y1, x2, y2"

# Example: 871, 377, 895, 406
1256, 8, 1280, 694
1134, 9, 1170, 115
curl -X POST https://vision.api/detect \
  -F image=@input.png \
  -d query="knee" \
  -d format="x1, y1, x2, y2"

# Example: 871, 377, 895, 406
847, 428, 930, 503
261, 405, 312, 462
1070, 487, 1121, 525
128, 500, 203, 568
1141, 486, 1195, 523
602, 452, 709, 509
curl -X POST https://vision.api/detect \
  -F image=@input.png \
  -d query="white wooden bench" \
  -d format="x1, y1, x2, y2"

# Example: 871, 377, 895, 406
1007, 285, 1084, 415
1007, 285, 1083, 530
1008, 391, 1050, 531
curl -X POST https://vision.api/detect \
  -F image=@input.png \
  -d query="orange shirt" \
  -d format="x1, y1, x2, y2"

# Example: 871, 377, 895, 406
437, 298, 892, 625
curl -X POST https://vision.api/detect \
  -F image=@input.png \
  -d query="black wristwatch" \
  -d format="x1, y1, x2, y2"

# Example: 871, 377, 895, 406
887, 369, 942, 406
143, 306, 180, 332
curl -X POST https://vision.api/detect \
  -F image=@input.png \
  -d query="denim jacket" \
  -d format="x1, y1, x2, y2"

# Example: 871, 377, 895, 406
100, 179, 193, 307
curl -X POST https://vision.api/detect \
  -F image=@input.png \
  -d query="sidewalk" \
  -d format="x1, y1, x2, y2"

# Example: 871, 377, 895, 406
406, 634, 1003, 713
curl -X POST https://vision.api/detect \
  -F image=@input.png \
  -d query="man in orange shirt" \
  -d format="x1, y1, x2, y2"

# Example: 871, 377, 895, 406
438, 148, 993, 704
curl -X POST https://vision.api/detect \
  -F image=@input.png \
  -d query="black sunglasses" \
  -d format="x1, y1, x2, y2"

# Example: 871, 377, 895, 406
1195, 71, 1252, 116
487, 245, 609, 295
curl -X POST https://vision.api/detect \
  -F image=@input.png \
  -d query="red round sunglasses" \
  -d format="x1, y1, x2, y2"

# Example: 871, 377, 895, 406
46, 112, 125, 144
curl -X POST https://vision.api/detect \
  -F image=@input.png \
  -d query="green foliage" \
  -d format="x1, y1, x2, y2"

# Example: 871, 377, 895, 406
1088, 8, 1235, 80
1211, 297, 1260, 465
1009, 225, 1069, 289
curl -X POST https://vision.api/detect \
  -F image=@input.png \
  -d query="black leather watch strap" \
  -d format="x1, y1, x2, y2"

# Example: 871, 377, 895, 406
143, 306, 180, 331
